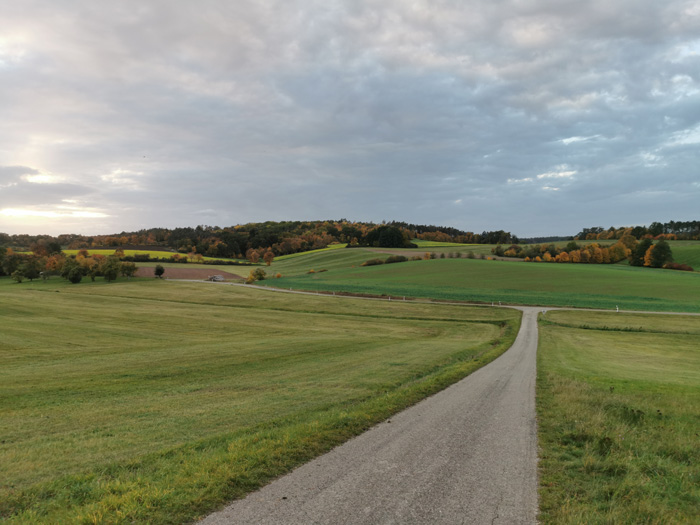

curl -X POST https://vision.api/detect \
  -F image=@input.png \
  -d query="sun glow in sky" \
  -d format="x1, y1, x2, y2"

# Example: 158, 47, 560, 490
1, 1, 699, 236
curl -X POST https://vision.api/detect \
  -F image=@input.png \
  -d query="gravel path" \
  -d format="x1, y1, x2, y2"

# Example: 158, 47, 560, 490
200, 307, 540, 525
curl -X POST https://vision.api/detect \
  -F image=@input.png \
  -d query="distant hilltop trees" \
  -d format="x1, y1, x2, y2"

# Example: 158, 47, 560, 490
0, 221, 518, 258
575, 221, 700, 241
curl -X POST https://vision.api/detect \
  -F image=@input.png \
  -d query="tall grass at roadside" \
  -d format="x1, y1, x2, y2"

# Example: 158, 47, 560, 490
537, 311, 700, 524
0, 279, 519, 523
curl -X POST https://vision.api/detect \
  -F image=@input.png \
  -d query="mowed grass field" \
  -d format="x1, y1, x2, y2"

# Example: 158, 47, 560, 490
537, 310, 700, 523
0, 278, 519, 523
264, 257, 700, 313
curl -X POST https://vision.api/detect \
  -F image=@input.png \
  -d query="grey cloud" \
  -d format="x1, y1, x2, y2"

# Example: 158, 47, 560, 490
1, 0, 699, 236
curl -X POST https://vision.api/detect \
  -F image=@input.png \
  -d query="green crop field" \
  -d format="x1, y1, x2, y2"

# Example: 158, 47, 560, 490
263, 257, 700, 312
273, 243, 347, 261
667, 240, 700, 269
410, 239, 477, 248
0, 278, 519, 523
537, 310, 700, 523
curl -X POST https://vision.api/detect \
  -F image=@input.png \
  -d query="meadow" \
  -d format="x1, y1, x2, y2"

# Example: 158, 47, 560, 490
0, 278, 519, 523
264, 256, 700, 313
537, 310, 700, 523
61, 249, 237, 262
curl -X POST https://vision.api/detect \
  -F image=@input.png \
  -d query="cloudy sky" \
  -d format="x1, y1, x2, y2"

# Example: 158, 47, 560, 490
1, 1, 699, 237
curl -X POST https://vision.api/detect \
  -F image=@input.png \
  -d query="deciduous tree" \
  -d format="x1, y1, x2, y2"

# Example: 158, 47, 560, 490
263, 250, 274, 266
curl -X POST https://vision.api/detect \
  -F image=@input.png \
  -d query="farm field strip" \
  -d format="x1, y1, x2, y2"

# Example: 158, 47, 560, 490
263, 257, 700, 313
0, 279, 519, 523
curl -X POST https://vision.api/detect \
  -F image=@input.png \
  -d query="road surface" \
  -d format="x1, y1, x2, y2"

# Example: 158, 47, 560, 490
200, 306, 540, 524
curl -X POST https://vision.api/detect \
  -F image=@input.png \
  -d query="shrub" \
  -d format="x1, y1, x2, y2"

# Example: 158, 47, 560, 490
245, 268, 267, 283
663, 262, 694, 272
384, 255, 407, 264
67, 267, 83, 284
361, 259, 385, 267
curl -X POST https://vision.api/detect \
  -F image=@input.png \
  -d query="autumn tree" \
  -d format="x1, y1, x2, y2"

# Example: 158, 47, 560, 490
101, 256, 121, 281
643, 245, 655, 267
120, 261, 138, 280
263, 250, 274, 266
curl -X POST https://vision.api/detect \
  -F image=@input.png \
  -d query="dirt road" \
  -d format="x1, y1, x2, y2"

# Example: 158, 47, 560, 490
200, 307, 539, 524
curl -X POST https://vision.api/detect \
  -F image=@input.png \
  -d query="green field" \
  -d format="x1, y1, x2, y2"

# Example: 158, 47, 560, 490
62, 249, 238, 262
264, 257, 700, 313
667, 240, 700, 269
273, 243, 347, 260
537, 310, 700, 523
0, 278, 519, 523
410, 239, 478, 248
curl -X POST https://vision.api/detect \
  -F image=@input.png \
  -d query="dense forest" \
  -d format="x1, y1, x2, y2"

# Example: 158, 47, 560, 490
575, 220, 700, 241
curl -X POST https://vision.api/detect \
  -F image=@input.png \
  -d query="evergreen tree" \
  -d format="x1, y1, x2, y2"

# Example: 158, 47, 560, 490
650, 240, 673, 268
630, 238, 653, 266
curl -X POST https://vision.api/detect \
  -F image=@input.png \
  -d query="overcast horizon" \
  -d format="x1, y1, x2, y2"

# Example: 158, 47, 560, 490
1, 1, 699, 238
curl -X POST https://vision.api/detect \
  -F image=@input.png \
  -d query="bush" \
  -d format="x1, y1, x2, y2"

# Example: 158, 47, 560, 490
361, 259, 385, 267
245, 268, 267, 283
663, 262, 694, 272
154, 265, 165, 278
67, 267, 83, 284
384, 255, 407, 264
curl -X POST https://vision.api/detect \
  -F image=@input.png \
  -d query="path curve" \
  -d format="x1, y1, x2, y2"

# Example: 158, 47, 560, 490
200, 307, 540, 524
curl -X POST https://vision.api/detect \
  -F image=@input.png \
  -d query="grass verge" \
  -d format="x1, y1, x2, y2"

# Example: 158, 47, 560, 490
537, 310, 700, 523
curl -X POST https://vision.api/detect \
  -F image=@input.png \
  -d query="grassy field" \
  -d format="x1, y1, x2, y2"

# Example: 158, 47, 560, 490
410, 239, 478, 248
0, 277, 519, 523
263, 257, 700, 313
62, 249, 238, 262
273, 243, 347, 260
537, 310, 700, 523
668, 240, 700, 269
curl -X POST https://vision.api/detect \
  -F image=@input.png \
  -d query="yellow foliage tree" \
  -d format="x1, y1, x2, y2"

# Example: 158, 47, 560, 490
644, 245, 655, 267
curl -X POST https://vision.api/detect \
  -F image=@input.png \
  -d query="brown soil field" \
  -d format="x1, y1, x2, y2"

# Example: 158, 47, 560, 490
135, 267, 244, 280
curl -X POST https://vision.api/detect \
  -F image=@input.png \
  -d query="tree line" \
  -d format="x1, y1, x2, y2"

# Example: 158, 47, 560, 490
494, 237, 686, 270
0, 246, 140, 283
0, 221, 519, 259
575, 220, 700, 241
